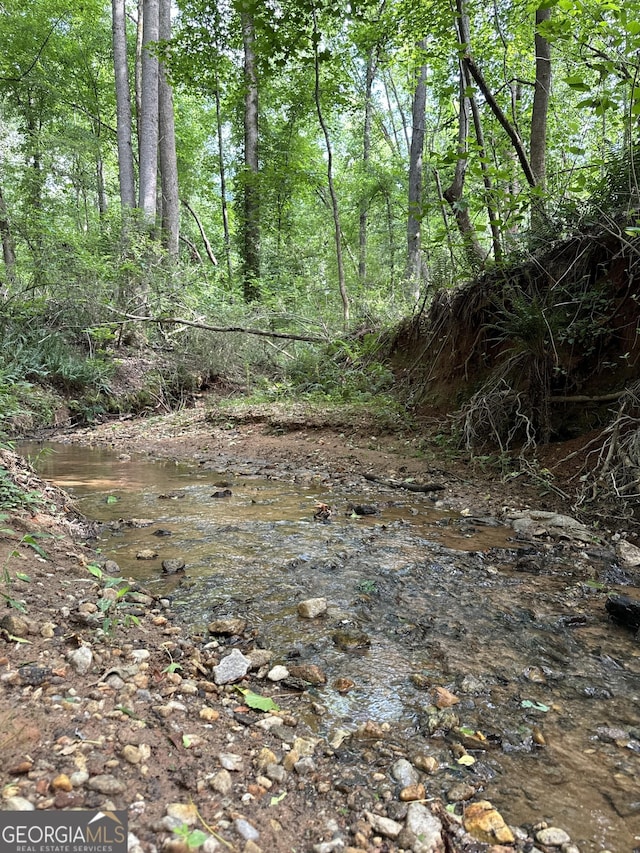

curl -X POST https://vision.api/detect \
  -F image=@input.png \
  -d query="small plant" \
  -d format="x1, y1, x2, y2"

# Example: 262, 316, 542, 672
171, 824, 208, 850
0, 516, 48, 612
86, 563, 140, 634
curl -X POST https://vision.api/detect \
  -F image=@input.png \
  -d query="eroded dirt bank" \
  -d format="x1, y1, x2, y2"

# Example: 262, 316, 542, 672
1, 403, 639, 853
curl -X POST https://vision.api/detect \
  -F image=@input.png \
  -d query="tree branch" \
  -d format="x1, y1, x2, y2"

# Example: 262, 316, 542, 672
108, 310, 327, 343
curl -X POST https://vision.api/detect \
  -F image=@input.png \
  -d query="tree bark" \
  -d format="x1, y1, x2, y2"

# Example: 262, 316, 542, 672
138, 0, 159, 224
359, 49, 376, 286
530, 5, 552, 231
313, 11, 349, 327
0, 183, 16, 289
442, 70, 485, 271
112, 0, 136, 208
182, 199, 218, 266
214, 76, 233, 286
158, 0, 179, 257
241, 6, 260, 301
406, 43, 428, 293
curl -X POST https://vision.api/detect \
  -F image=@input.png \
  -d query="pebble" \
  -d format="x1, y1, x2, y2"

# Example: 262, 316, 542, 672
122, 744, 142, 764
219, 752, 244, 772
136, 549, 158, 560
413, 755, 438, 774
209, 769, 233, 796
267, 665, 289, 681
463, 800, 514, 844
51, 774, 72, 792
535, 827, 571, 846
399, 783, 425, 802
87, 775, 126, 795
166, 802, 199, 825
297, 597, 328, 618
364, 811, 403, 839
234, 818, 259, 842
391, 758, 420, 787
68, 645, 93, 675
403, 802, 443, 852
208, 618, 247, 635
3, 797, 35, 810
213, 649, 251, 684
288, 664, 327, 684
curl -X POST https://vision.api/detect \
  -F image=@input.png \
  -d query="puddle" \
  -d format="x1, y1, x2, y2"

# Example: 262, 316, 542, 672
23, 441, 640, 852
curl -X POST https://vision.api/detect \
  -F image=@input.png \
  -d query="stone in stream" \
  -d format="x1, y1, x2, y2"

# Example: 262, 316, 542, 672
535, 826, 571, 846
213, 649, 251, 684
390, 758, 420, 788
605, 593, 640, 629
297, 597, 328, 618
331, 628, 371, 650
135, 549, 158, 560
208, 617, 247, 636
400, 802, 443, 852
162, 558, 185, 574
463, 800, 514, 844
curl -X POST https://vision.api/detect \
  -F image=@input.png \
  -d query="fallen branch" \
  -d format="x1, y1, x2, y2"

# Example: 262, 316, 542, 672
107, 310, 328, 344
364, 473, 445, 492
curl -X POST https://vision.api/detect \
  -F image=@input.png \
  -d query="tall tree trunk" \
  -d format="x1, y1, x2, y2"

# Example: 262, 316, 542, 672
241, 7, 260, 301
112, 0, 136, 208
214, 76, 233, 286
406, 43, 428, 295
158, 0, 179, 257
135, 0, 144, 165
442, 70, 485, 271
313, 11, 349, 327
359, 49, 376, 286
530, 5, 552, 231
138, 0, 159, 224
0, 184, 16, 290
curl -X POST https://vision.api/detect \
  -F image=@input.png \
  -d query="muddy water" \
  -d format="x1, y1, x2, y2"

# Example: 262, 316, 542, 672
25, 442, 640, 853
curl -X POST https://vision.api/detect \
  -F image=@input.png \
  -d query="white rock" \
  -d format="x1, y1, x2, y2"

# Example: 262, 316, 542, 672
536, 827, 571, 846
267, 665, 290, 681
213, 649, 251, 685
3, 797, 35, 811
219, 752, 244, 772
404, 802, 443, 852
297, 597, 328, 618
616, 539, 640, 568
364, 810, 403, 839
390, 758, 420, 787
68, 645, 93, 675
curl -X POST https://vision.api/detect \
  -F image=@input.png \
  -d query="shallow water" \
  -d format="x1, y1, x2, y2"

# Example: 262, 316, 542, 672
24, 441, 640, 852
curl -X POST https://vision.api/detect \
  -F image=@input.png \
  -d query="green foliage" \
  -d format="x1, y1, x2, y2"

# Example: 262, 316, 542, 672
0, 516, 48, 613
86, 563, 140, 635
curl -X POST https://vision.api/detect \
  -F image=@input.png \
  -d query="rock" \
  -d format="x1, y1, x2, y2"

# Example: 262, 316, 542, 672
425, 708, 459, 735
616, 539, 640, 568
463, 801, 514, 844
2, 797, 35, 810
70, 770, 89, 787
288, 664, 327, 685
354, 720, 387, 739
313, 841, 345, 853
247, 649, 273, 669
402, 802, 443, 853
103, 560, 121, 575
294, 756, 316, 775
208, 618, 247, 636
209, 769, 233, 796
267, 665, 290, 681
331, 629, 371, 650
333, 677, 355, 693
136, 549, 158, 560
166, 803, 199, 825
400, 784, 425, 802
364, 811, 403, 839
432, 686, 460, 708
535, 827, 571, 846
234, 818, 259, 842
605, 594, 640, 630
51, 774, 73, 792
297, 597, 328, 618
219, 752, 244, 772
122, 744, 142, 764
68, 645, 93, 675
162, 558, 186, 574
446, 783, 476, 802
212, 489, 233, 498
413, 755, 438, 774
200, 707, 220, 722
391, 758, 420, 788
213, 649, 251, 684
87, 774, 126, 795
0, 613, 30, 637
266, 764, 286, 783
506, 510, 594, 543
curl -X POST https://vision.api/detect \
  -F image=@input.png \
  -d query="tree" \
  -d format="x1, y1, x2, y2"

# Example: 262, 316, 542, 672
138, 0, 160, 224
112, 0, 136, 209
240, 2, 260, 301
406, 41, 428, 295
158, 0, 179, 256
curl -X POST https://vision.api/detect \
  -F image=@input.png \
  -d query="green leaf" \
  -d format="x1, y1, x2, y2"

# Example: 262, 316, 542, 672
87, 564, 103, 579
106, 495, 119, 504
235, 687, 280, 712
521, 699, 550, 712
270, 791, 287, 806
15, 572, 31, 582
186, 829, 208, 848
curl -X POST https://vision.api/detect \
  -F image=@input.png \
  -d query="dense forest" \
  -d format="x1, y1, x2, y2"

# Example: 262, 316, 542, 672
1, 0, 639, 455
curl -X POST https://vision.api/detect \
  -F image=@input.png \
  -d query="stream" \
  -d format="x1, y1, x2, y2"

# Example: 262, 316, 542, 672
23, 441, 640, 853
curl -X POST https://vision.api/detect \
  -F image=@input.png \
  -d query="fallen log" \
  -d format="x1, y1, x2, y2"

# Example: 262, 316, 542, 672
364, 473, 445, 492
